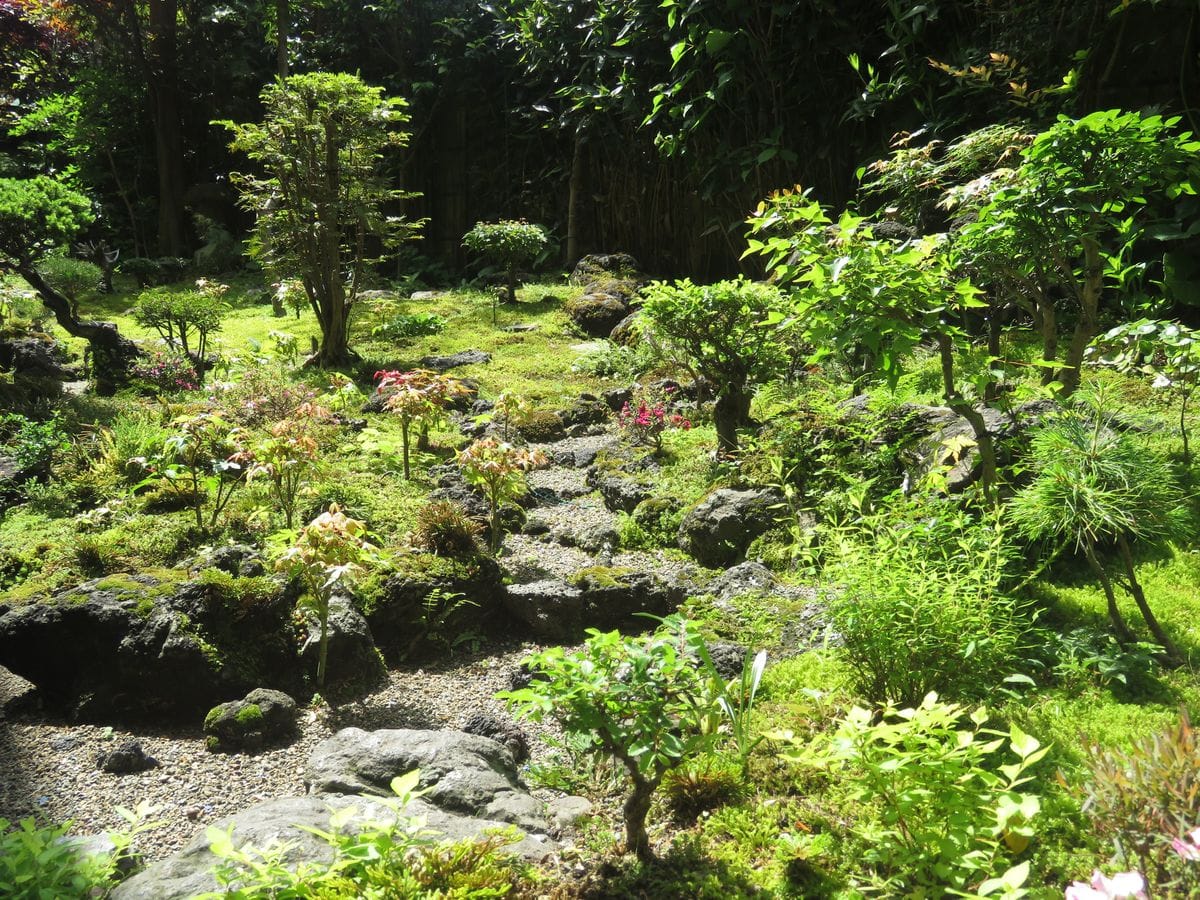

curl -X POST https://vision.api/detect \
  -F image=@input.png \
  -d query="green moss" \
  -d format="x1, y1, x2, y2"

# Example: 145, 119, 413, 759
234, 703, 263, 725
203, 705, 223, 730
196, 568, 279, 610
568, 565, 634, 589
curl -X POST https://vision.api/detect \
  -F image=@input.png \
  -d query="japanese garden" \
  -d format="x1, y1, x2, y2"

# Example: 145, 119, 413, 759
2, 1, 1200, 897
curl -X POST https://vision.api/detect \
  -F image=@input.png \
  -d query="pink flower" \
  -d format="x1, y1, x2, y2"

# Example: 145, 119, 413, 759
1172, 826, 1200, 861
1065, 870, 1147, 900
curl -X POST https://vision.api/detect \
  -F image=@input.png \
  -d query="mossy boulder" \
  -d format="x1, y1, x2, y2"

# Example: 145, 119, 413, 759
203, 688, 298, 753
565, 293, 629, 338
0, 571, 306, 722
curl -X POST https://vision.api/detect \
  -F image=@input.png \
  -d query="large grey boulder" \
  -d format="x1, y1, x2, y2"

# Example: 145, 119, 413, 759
112, 793, 558, 900
503, 570, 686, 642
678, 487, 786, 568
305, 727, 546, 833
419, 348, 491, 372
116, 727, 573, 899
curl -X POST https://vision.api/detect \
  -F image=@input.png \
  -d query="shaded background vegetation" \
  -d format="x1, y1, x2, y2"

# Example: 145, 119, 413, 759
2, 0, 1197, 277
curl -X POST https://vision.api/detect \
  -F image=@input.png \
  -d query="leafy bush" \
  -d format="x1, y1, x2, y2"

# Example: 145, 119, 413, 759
1079, 710, 1200, 893
120, 257, 163, 288
410, 500, 484, 557
0, 412, 70, 476
823, 499, 1028, 705
462, 219, 549, 305
247, 403, 332, 528
776, 693, 1047, 896
374, 369, 471, 479
371, 312, 445, 341
142, 411, 250, 530
133, 286, 227, 359
501, 616, 722, 860
457, 438, 547, 552
0, 803, 158, 900
639, 277, 788, 454
275, 503, 377, 689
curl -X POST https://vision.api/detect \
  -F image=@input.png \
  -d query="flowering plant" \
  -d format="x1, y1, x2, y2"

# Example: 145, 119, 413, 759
131, 349, 199, 394
1173, 826, 1200, 862
247, 402, 332, 528
1064, 870, 1147, 900
616, 387, 691, 453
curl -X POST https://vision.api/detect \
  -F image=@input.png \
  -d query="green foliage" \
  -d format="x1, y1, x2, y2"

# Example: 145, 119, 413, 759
35, 254, 99, 316
1078, 709, 1200, 892
143, 411, 250, 531
462, 219, 549, 307
221, 72, 421, 366
1091, 318, 1200, 461
824, 499, 1028, 705
456, 439, 547, 552
955, 110, 1200, 394
639, 277, 787, 453
247, 403, 332, 529
370, 312, 446, 342
374, 369, 471, 479
202, 769, 525, 897
133, 286, 227, 360
0, 176, 91, 268
776, 693, 1048, 897
0, 412, 70, 476
501, 615, 723, 859
0, 803, 160, 900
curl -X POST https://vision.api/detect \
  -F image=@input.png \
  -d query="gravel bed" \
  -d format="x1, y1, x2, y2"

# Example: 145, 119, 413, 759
0, 639, 558, 863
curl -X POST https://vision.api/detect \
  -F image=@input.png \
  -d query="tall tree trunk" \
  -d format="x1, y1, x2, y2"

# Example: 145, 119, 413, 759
276, 0, 289, 77
1038, 298, 1058, 386
566, 131, 585, 267
148, 0, 187, 257
1116, 534, 1183, 665
20, 267, 139, 395
1057, 236, 1103, 396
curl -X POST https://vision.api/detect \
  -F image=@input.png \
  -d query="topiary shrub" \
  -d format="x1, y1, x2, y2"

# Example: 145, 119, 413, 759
462, 219, 549, 308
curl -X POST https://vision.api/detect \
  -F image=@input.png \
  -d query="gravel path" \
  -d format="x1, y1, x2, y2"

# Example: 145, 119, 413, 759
0, 639, 557, 863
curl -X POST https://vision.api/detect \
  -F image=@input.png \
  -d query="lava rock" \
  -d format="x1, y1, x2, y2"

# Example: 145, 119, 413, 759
96, 741, 159, 775
678, 487, 787, 568
569, 253, 641, 285
298, 597, 384, 694
203, 688, 298, 753
419, 349, 491, 372
565, 294, 628, 338
459, 711, 531, 763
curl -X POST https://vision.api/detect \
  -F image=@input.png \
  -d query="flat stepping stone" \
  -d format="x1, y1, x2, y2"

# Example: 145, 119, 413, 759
419, 349, 491, 371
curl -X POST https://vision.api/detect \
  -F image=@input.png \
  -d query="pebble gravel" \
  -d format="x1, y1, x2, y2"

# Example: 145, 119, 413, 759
0, 639, 557, 863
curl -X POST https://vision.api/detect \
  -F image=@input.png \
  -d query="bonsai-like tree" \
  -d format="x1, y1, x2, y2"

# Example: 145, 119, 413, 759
373, 369, 471, 480
1010, 394, 1188, 665
462, 220, 549, 312
0, 176, 138, 393
501, 616, 722, 861
639, 277, 788, 455
221, 73, 422, 367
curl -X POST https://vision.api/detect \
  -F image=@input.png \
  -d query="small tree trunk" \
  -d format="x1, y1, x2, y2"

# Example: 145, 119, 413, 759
276, 0, 289, 77
1083, 542, 1139, 645
1057, 236, 1103, 397
623, 776, 657, 862
937, 334, 998, 501
1038, 299, 1058, 386
401, 419, 411, 480
1116, 534, 1183, 666
316, 593, 330, 689
714, 385, 751, 457
20, 267, 139, 395
504, 267, 518, 304
985, 311, 1002, 404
